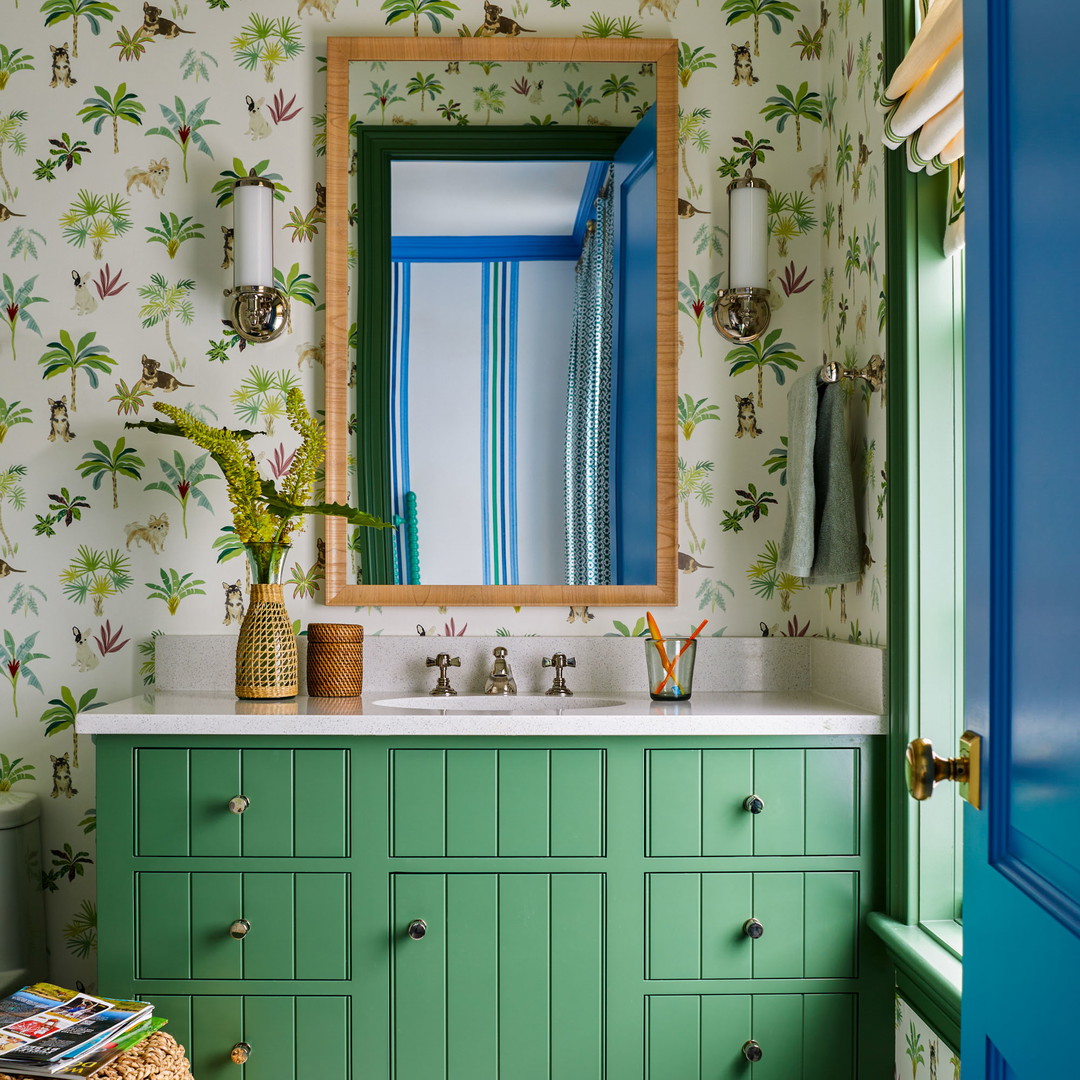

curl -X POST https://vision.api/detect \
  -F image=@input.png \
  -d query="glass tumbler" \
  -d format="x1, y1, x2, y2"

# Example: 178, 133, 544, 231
644, 637, 697, 701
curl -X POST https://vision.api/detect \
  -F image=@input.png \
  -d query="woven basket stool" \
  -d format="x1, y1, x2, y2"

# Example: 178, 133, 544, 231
0, 1032, 194, 1080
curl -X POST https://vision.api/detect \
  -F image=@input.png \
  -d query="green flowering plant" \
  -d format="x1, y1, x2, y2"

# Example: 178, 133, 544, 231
129, 389, 388, 564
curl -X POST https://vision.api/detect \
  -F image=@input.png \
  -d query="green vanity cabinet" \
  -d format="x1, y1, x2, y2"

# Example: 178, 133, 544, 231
96, 733, 888, 1079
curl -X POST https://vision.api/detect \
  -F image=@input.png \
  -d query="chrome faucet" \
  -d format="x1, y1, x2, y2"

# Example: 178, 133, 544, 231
484, 646, 517, 695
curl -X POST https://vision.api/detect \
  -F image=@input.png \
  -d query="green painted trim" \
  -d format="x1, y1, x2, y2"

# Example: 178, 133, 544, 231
884, 0, 921, 926
870, 912, 962, 1049
353, 127, 631, 583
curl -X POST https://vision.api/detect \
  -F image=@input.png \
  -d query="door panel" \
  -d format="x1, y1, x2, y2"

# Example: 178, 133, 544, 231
392, 873, 603, 1079
962, 1, 1080, 1076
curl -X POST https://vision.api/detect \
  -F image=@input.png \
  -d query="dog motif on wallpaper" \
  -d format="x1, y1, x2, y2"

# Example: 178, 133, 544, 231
125, 158, 170, 198
124, 513, 169, 554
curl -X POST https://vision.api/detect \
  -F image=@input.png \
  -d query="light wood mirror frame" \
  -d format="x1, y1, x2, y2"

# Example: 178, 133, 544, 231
324, 36, 678, 606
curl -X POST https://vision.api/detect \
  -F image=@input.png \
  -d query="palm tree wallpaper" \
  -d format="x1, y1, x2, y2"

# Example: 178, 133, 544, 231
3, 0, 893, 1019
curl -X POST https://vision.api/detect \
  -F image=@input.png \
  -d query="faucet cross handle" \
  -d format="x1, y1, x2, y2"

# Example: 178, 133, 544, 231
426, 653, 460, 697
543, 653, 576, 697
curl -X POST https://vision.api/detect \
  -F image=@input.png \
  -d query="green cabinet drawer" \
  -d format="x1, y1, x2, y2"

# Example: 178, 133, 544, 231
390, 748, 605, 857
646, 872, 858, 980
646, 748, 860, 857
391, 872, 604, 1078
134, 748, 349, 858
646, 993, 855, 1080
135, 873, 349, 980
145, 995, 350, 1080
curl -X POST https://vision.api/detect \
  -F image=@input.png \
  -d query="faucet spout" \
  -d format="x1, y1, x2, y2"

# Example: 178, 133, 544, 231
484, 646, 517, 695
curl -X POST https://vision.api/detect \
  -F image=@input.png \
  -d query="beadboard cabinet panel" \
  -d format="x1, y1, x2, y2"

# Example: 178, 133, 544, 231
133, 748, 349, 858
391, 749, 606, 857
646, 749, 860, 857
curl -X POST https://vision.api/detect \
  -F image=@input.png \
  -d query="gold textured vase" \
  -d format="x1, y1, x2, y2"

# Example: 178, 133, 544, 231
235, 543, 297, 700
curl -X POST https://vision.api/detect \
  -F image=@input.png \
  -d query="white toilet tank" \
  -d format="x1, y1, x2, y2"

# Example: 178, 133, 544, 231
0, 792, 48, 994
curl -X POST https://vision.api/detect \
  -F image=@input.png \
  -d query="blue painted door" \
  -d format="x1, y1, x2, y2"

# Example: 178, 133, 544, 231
962, 1, 1080, 1074
611, 110, 657, 584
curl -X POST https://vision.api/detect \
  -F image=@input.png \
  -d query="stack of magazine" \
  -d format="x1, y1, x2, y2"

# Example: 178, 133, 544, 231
0, 984, 166, 1079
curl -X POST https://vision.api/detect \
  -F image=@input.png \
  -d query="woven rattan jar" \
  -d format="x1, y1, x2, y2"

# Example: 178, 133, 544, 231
307, 622, 363, 696
235, 543, 298, 700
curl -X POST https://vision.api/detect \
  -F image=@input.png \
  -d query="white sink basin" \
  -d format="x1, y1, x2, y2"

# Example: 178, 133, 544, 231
374, 694, 626, 713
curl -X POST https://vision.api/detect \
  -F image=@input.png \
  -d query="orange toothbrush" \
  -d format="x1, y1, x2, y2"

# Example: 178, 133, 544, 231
646, 611, 684, 696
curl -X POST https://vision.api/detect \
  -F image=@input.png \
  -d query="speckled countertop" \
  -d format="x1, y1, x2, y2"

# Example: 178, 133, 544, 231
81, 634, 886, 737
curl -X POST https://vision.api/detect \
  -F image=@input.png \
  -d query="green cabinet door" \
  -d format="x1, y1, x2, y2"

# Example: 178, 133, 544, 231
391, 873, 604, 1079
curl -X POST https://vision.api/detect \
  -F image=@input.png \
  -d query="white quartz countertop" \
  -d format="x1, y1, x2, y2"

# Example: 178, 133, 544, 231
80, 690, 885, 737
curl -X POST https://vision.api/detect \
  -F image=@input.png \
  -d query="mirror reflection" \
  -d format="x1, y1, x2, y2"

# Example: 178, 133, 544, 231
324, 39, 678, 606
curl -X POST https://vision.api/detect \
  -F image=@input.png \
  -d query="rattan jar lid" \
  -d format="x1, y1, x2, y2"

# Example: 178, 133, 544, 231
307, 623, 363, 642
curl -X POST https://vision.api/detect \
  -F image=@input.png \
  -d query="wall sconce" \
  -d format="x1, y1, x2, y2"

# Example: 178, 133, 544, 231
711, 170, 771, 345
227, 170, 289, 344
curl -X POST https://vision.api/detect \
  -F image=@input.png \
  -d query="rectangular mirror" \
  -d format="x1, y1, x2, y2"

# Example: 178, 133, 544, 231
324, 37, 677, 606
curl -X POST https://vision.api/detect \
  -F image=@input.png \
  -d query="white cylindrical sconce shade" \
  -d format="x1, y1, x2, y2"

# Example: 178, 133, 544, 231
728, 176, 770, 290
233, 175, 275, 289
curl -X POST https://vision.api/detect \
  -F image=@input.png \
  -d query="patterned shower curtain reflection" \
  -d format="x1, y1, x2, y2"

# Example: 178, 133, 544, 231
564, 167, 615, 586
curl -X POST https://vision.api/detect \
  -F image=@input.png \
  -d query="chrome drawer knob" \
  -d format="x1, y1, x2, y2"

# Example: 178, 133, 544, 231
230, 1042, 251, 1065
228, 795, 250, 815
407, 918, 427, 940
743, 794, 765, 814
742, 917, 764, 940
229, 919, 251, 940
742, 1040, 763, 1062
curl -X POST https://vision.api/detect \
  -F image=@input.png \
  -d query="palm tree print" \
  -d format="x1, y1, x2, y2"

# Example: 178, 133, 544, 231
0, 46, 34, 92
734, 482, 778, 522
76, 438, 144, 509
77, 83, 144, 154
0, 110, 28, 200
0, 754, 35, 791
559, 82, 598, 125
677, 107, 710, 198
1, 629, 47, 719
731, 130, 774, 170
211, 159, 290, 207
406, 71, 443, 111
600, 73, 637, 112
40, 0, 117, 58
696, 577, 734, 613
39, 686, 104, 769
145, 97, 218, 183
678, 394, 721, 439
7, 227, 48, 262
231, 15, 303, 83
760, 82, 822, 152
138, 274, 194, 369
146, 568, 206, 614
60, 190, 132, 259
273, 263, 318, 332
725, 327, 803, 408
474, 84, 508, 125
180, 49, 218, 83
677, 43, 717, 87
38, 329, 115, 411
0, 464, 27, 555
365, 80, 405, 124
232, 365, 299, 434
0, 274, 46, 363
145, 213, 205, 259
143, 450, 217, 538
381, 0, 460, 36
836, 123, 854, 183
747, 539, 805, 611
677, 456, 714, 554
720, 0, 798, 57
0, 400, 33, 444
60, 545, 132, 615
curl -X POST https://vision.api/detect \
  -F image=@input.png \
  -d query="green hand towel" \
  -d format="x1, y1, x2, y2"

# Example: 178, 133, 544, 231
778, 371, 861, 585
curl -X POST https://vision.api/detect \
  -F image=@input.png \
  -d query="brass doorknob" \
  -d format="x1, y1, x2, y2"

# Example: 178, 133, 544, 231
407, 919, 427, 940
905, 732, 982, 809
742, 1040, 763, 1062
228, 795, 250, 815
743, 794, 764, 814
230, 1042, 251, 1065
742, 918, 764, 940
229, 919, 250, 940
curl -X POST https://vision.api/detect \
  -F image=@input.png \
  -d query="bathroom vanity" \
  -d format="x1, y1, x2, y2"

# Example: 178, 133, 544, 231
85, 637, 890, 1079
